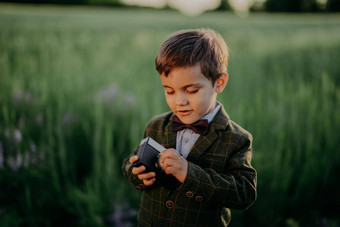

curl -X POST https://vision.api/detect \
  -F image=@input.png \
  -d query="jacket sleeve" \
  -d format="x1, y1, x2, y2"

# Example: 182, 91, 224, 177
121, 155, 147, 191
121, 131, 150, 191
121, 114, 165, 191
177, 134, 257, 210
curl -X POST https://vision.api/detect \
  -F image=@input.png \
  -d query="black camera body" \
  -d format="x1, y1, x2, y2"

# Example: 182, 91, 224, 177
133, 137, 180, 190
133, 137, 163, 172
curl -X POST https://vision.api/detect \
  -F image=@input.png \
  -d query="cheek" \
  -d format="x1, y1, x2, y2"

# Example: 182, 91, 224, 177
193, 93, 207, 105
165, 95, 174, 108
193, 93, 213, 110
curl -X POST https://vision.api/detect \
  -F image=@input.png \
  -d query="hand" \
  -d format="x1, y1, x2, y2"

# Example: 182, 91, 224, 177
129, 155, 156, 186
159, 149, 188, 183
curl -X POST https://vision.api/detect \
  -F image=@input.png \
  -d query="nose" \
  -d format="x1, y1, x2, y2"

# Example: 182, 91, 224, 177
175, 92, 188, 106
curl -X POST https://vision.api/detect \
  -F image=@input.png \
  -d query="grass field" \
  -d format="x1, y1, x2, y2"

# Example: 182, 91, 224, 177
0, 3, 340, 227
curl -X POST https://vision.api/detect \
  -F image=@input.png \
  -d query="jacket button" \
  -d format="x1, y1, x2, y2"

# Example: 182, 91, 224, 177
186, 191, 194, 198
165, 200, 174, 208
136, 184, 145, 191
195, 196, 203, 202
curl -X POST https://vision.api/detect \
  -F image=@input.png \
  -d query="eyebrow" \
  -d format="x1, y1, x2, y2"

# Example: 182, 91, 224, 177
162, 83, 202, 89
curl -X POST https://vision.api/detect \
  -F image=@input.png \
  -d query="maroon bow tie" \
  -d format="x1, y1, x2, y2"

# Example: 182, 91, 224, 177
172, 116, 209, 135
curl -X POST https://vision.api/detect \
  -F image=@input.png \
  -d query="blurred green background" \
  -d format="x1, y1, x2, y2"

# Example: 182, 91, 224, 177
0, 1, 339, 227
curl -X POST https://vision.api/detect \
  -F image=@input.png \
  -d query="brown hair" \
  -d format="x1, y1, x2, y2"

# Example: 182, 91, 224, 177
155, 28, 229, 84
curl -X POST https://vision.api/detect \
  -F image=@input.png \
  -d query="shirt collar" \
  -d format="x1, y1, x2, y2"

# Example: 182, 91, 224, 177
200, 102, 221, 125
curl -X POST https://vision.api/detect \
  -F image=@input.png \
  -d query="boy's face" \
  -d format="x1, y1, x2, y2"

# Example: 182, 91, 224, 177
160, 64, 227, 124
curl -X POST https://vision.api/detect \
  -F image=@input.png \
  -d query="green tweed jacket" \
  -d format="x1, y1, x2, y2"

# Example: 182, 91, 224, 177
122, 106, 257, 226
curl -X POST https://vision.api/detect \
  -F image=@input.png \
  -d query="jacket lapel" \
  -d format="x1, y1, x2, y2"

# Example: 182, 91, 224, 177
187, 106, 230, 162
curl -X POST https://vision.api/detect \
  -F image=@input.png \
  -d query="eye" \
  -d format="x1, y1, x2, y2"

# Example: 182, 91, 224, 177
165, 89, 174, 95
187, 88, 199, 94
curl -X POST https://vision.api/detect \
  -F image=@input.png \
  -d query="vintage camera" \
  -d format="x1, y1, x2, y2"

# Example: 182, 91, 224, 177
133, 137, 164, 172
133, 137, 179, 190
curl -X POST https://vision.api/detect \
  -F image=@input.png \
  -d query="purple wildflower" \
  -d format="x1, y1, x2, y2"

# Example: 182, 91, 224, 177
35, 113, 44, 125
95, 84, 119, 104
7, 153, 22, 172
19, 115, 25, 128
123, 92, 136, 107
24, 91, 33, 104
107, 202, 137, 227
13, 90, 23, 106
61, 112, 78, 131
13, 129, 22, 144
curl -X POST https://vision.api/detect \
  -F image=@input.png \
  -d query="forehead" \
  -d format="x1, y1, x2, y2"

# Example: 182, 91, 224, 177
160, 64, 211, 87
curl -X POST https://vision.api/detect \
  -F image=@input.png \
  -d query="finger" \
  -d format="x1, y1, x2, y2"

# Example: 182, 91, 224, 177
162, 158, 187, 174
160, 149, 179, 162
129, 155, 139, 164
163, 165, 187, 183
132, 165, 146, 175
163, 165, 177, 175
143, 177, 156, 186
138, 171, 156, 181
162, 158, 179, 168
159, 154, 183, 169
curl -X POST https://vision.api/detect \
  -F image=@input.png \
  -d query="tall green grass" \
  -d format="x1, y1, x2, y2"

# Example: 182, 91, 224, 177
0, 4, 339, 226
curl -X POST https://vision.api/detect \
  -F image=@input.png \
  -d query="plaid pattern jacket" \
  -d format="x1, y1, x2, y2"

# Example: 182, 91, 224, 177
122, 106, 257, 226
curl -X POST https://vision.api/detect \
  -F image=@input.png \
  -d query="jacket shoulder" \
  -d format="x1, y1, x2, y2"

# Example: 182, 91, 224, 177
214, 106, 252, 142
226, 120, 253, 142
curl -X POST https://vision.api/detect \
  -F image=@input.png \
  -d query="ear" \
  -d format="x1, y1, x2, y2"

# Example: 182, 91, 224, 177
215, 73, 229, 93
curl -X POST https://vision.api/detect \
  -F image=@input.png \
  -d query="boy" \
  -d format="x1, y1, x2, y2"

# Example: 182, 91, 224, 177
122, 28, 257, 226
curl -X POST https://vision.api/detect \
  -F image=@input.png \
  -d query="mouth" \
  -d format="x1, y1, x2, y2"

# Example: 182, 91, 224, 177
177, 110, 193, 116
